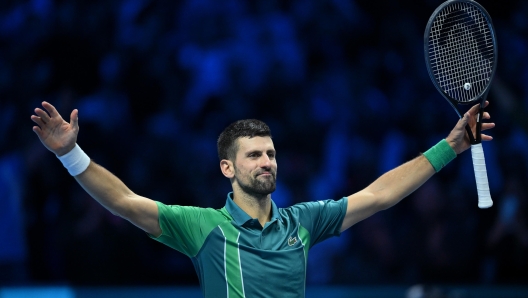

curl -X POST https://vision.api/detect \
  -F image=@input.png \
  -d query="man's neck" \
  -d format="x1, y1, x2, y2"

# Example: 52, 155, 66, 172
232, 192, 272, 227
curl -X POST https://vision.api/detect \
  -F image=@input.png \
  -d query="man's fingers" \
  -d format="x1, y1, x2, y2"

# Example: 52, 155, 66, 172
469, 103, 479, 114
31, 115, 46, 127
481, 122, 495, 131
482, 133, 493, 141
32, 126, 42, 136
469, 100, 490, 115
70, 109, 79, 130
35, 108, 51, 123
42, 101, 60, 118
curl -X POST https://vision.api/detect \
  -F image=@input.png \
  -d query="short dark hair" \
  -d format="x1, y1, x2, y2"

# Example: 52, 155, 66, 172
217, 119, 272, 161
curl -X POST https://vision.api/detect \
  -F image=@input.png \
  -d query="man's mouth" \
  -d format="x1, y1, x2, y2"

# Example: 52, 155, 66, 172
257, 172, 273, 177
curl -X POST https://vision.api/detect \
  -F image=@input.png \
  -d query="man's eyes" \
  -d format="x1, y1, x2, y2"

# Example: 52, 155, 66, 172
248, 152, 260, 158
247, 152, 275, 158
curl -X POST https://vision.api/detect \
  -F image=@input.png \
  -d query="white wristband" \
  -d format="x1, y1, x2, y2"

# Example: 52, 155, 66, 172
57, 144, 91, 176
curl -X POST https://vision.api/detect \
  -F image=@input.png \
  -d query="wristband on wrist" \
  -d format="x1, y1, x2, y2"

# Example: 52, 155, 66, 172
423, 139, 457, 172
56, 144, 91, 176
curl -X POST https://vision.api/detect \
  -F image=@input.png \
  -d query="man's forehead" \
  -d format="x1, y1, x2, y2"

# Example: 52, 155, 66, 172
236, 136, 275, 152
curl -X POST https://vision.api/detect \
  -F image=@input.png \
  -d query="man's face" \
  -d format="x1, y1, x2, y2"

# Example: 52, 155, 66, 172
232, 136, 277, 196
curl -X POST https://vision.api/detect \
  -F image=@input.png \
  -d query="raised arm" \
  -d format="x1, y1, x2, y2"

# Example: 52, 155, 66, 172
31, 101, 161, 236
341, 102, 495, 231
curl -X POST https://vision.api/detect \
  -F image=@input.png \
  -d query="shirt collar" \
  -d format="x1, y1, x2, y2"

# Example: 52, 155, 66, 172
225, 192, 280, 226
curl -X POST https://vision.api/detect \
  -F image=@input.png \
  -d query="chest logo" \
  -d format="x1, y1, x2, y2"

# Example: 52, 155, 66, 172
288, 236, 298, 246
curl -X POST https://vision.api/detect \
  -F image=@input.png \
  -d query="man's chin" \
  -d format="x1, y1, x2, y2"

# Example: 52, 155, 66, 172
252, 183, 276, 196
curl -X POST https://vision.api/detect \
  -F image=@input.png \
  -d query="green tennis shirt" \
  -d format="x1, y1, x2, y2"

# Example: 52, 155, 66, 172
149, 193, 348, 298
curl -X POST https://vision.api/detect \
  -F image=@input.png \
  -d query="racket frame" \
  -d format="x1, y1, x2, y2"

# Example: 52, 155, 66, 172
424, 0, 498, 144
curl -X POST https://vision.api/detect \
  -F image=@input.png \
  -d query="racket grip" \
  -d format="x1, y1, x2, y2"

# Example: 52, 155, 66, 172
471, 144, 493, 208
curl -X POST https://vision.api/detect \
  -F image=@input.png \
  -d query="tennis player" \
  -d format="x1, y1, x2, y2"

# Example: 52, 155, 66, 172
31, 101, 494, 297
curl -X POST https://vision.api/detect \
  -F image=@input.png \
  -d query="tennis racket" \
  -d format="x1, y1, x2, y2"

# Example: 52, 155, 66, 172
424, 0, 497, 208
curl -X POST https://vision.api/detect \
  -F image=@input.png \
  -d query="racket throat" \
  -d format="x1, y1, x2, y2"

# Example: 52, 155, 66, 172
465, 109, 484, 144
465, 125, 478, 144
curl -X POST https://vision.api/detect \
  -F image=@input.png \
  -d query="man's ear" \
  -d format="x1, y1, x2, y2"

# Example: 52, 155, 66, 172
220, 159, 235, 178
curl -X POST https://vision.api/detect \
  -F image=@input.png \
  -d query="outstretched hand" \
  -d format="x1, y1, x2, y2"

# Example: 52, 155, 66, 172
31, 101, 79, 156
446, 101, 495, 154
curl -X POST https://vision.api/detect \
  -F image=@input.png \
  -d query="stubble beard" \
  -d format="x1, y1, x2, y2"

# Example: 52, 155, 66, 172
235, 170, 276, 198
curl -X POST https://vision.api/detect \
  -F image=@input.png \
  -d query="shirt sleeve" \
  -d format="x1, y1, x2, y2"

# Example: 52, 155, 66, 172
148, 201, 225, 257
290, 197, 348, 249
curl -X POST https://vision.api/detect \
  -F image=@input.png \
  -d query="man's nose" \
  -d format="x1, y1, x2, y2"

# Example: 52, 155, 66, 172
260, 154, 271, 168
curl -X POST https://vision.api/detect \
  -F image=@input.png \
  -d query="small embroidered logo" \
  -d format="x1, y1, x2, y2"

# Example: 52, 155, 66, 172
288, 236, 297, 246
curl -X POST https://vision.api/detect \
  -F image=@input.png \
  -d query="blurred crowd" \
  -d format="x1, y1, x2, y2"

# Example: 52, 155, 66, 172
1, 0, 528, 287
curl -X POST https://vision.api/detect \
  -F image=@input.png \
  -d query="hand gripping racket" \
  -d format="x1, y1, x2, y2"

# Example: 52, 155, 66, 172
424, 0, 497, 208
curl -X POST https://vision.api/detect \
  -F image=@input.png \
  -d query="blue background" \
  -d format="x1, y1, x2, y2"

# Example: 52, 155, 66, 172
1, 0, 528, 290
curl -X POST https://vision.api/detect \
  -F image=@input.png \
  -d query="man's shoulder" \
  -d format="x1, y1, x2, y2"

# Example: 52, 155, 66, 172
278, 198, 348, 217
280, 198, 347, 209
156, 201, 233, 222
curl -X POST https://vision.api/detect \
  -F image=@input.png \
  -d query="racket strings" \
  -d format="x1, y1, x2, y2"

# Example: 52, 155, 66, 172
430, 4, 493, 100
443, 23, 490, 99
433, 10, 490, 99
427, 2, 495, 103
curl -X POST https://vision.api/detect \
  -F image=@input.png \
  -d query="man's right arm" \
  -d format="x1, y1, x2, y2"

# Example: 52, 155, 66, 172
74, 160, 161, 237
31, 101, 161, 237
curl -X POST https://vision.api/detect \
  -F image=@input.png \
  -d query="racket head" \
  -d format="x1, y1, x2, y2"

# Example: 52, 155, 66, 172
424, 0, 498, 112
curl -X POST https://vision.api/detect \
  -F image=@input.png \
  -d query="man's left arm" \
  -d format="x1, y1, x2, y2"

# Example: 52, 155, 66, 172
341, 101, 495, 231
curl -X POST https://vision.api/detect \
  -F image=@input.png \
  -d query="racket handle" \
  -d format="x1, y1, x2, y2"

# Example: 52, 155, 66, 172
471, 143, 493, 208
